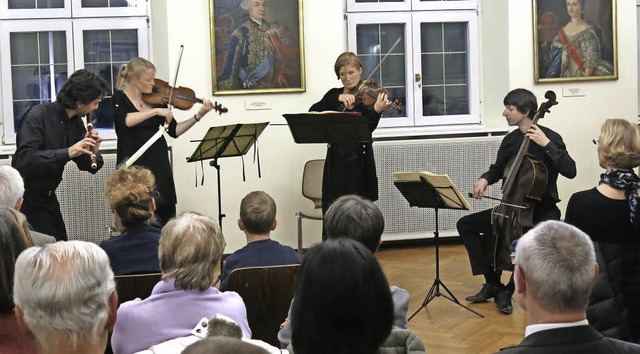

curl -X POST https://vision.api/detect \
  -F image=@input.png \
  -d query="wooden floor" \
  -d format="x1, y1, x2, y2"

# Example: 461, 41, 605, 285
376, 242, 526, 354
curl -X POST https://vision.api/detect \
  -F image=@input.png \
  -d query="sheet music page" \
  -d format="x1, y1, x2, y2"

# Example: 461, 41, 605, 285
393, 171, 471, 210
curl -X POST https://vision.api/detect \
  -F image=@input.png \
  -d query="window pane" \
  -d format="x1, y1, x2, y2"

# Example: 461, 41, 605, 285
82, 28, 137, 130
420, 21, 469, 118
444, 53, 466, 84
355, 0, 403, 3
421, 23, 443, 53
111, 29, 139, 61
422, 86, 444, 116
446, 85, 469, 115
356, 23, 406, 118
8, 0, 64, 9
443, 22, 467, 52
82, 0, 139, 8
10, 33, 39, 64
10, 30, 67, 132
422, 53, 443, 85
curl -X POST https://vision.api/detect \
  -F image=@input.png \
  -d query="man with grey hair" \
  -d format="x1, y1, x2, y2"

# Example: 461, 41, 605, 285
13, 241, 118, 354
0, 165, 55, 245
496, 220, 640, 353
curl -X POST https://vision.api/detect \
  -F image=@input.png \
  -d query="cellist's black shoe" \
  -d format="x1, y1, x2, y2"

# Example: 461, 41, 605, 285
465, 283, 501, 303
495, 290, 513, 314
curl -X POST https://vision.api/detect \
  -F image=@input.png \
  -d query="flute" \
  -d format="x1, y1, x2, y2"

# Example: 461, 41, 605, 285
86, 113, 98, 169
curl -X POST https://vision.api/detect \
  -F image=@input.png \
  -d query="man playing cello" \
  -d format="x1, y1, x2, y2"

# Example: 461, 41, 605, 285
456, 88, 576, 314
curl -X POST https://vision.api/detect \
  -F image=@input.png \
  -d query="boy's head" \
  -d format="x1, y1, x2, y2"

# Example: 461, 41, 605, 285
238, 191, 277, 235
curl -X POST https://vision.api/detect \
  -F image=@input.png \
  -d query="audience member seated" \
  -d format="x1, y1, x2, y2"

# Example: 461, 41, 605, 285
111, 212, 251, 354
289, 238, 394, 354
182, 337, 269, 354
0, 165, 55, 245
496, 220, 640, 353
0, 206, 37, 354
278, 194, 409, 348
134, 314, 285, 354
219, 191, 300, 290
100, 166, 162, 275
564, 118, 640, 343
12, 241, 118, 354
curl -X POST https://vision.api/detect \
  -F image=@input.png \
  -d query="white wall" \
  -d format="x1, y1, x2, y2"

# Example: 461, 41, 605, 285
151, 0, 638, 252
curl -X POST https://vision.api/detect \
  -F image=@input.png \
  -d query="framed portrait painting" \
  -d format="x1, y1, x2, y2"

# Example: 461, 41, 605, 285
209, 0, 305, 94
533, 0, 617, 83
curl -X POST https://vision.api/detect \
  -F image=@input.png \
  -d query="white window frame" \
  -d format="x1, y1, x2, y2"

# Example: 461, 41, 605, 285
72, 0, 147, 18
0, 0, 72, 19
73, 17, 150, 140
347, 12, 414, 128
346, 0, 477, 13
412, 10, 480, 126
347, 8, 481, 131
0, 20, 75, 144
0, 1, 149, 145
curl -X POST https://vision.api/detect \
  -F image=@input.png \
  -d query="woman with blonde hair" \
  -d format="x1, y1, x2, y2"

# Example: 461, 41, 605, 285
565, 118, 640, 342
99, 166, 161, 275
113, 57, 218, 224
111, 212, 250, 354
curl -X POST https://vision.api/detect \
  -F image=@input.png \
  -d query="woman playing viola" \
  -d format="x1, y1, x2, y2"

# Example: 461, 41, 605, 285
113, 57, 217, 224
309, 52, 391, 237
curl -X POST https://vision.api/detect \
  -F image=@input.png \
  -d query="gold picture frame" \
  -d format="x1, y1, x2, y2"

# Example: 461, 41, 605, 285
533, 0, 617, 83
209, 0, 306, 95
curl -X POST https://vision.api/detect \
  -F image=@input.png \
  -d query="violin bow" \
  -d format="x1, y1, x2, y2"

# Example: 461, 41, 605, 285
167, 45, 185, 110
356, 36, 402, 96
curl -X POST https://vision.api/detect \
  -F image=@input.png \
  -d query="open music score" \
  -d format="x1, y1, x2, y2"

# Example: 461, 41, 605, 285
393, 171, 471, 210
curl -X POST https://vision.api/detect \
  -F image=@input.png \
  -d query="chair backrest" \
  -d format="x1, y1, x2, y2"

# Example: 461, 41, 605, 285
114, 273, 162, 305
302, 159, 324, 208
226, 264, 300, 347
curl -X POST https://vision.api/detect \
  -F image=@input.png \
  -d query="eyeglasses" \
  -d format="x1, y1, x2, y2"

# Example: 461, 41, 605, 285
592, 139, 599, 145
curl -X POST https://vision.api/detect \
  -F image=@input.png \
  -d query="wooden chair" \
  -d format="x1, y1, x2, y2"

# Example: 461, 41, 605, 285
114, 272, 162, 305
226, 264, 300, 347
295, 159, 324, 254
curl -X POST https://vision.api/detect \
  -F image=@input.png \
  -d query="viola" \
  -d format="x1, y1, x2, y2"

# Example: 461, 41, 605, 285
347, 80, 402, 113
142, 78, 228, 114
489, 90, 557, 270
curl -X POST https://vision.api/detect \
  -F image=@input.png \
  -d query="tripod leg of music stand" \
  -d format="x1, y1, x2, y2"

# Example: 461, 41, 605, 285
435, 279, 485, 318
407, 279, 438, 321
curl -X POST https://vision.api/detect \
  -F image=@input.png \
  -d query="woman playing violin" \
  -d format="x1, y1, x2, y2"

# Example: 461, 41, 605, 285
309, 52, 391, 237
113, 57, 217, 224
456, 88, 576, 315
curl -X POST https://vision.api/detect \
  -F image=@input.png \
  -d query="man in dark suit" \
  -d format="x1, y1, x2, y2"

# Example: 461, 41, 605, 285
497, 220, 640, 353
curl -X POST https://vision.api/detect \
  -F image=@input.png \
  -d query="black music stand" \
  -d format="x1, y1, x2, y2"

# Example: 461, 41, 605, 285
394, 176, 484, 319
283, 112, 372, 143
187, 122, 269, 229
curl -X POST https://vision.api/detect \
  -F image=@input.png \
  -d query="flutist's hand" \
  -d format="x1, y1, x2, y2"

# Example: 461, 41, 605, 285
86, 126, 103, 154
68, 137, 98, 159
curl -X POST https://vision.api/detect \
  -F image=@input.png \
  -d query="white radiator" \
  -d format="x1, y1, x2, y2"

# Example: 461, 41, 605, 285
374, 137, 503, 241
0, 155, 117, 244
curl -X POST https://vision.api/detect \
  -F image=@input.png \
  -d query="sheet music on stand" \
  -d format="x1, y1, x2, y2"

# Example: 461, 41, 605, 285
282, 111, 371, 144
393, 171, 470, 210
187, 122, 269, 163
186, 122, 269, 230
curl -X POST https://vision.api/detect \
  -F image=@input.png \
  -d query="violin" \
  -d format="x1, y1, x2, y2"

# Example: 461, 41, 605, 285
142, 78, 228, 114
347, 80, 402, 113
489, 90, 557, 270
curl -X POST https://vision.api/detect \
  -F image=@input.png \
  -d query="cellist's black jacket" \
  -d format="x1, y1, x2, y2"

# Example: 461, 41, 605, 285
481, 125, 576, 210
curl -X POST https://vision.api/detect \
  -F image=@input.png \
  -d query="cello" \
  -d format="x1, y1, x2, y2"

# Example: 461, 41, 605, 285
490, 90, 558, 270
